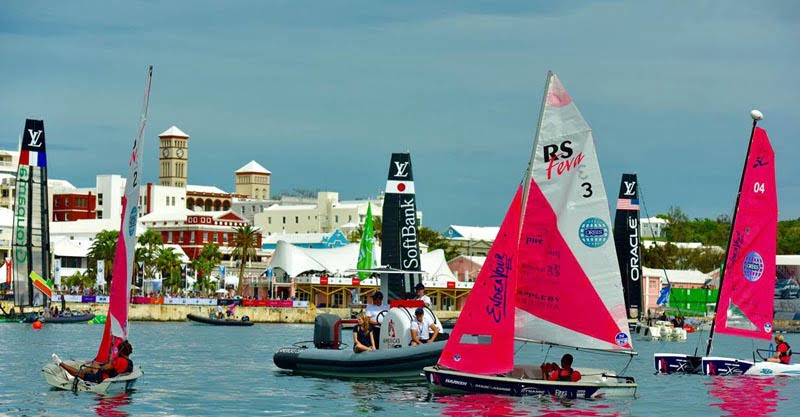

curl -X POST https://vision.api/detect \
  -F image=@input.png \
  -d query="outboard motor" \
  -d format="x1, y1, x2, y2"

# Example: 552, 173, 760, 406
313, 313, 340, 349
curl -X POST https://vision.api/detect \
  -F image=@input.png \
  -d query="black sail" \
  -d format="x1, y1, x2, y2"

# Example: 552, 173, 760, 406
12, 119, 51, 308
380, 153, 422, 301
613, 173, 642, 320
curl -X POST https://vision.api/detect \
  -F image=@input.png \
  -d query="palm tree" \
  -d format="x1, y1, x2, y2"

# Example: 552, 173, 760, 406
192, 243, 223, 296
231, 224, 261, 295
136, 229, 163, 279
87, 230, 119, 287
155, 247, 182, 294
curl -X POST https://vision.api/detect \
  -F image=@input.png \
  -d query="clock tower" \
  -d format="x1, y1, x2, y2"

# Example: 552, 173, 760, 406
158, 126, 189, 187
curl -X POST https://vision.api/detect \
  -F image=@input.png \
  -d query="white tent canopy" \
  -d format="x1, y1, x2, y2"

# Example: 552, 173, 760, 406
268, 240, 456, 282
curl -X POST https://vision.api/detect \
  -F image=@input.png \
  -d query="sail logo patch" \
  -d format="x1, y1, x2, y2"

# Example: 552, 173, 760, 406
615, 332, 629, 347
578, 217, 609, 248
742, 251, 764, 282
764, 322, 772, 333
128, 206, 138, 236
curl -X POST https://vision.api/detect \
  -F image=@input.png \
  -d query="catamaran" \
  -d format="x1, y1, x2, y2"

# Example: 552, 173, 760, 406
273, 153, 448, 379
654, 110, 787, 376
43, 66, 152, 393
424, 71, 637, 399
614, 174, 687, 342
4, 119, 53, 324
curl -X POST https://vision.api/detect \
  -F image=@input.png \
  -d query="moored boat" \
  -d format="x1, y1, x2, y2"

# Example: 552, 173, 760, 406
42, 314, 96, 324
273, 153, 448, 379
187, 313, 253, 326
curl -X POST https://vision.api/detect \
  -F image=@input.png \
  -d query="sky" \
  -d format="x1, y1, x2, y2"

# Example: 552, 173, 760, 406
1, 1, 799, 231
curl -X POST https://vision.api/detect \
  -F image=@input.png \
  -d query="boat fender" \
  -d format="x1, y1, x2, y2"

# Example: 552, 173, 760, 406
242, 316, 250, 322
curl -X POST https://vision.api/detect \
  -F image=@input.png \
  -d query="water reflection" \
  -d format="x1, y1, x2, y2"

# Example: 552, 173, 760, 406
94, 393, 132, 417
433, 393, 624, 417
707, 376, 785, 417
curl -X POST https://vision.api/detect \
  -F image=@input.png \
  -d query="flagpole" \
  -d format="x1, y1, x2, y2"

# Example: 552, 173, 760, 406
704, 110, 762, 357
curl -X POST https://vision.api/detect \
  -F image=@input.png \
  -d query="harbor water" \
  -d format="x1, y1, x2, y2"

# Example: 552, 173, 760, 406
1, 321, 799, 416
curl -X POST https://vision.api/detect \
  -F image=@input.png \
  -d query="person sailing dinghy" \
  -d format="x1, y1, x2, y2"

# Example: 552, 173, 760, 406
43, 66, 152, 393
424, 71, 637, 399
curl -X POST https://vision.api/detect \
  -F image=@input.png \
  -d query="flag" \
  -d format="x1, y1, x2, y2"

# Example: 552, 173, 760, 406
616, 198, 639, 211
30, 272, 53, 299
657, 284, 671, 306
357, 203, 376, 279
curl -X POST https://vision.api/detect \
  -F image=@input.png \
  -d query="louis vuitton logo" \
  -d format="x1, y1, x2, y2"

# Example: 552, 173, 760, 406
28, 129, 43, 147
393, 161, 409, 177
623, 181, 636, 196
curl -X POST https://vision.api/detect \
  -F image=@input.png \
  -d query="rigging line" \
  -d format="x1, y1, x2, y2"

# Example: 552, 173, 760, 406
638, 181, 685, 319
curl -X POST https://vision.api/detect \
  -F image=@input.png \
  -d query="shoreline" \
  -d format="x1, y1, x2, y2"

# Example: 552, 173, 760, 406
0, 300, 461, 324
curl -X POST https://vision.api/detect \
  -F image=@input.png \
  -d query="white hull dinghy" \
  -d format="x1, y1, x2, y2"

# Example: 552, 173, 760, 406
43, 360, 143, 394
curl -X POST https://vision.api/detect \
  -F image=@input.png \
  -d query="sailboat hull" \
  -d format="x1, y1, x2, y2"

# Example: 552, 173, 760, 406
653, 353, 702, 374
424, 366, 637, 399
700, 356, 754, 376
42, 360, 142, 394
745, 361, 800, 376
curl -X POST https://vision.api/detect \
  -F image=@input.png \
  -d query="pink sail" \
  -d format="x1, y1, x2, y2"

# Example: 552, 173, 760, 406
95, 67, 152, 363
713, 127, 776, 341
437, 186, 522, 374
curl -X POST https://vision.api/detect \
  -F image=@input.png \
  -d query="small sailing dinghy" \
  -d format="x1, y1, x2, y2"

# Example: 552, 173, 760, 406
273, 153, 448, 379
43, 66, 152, 394
655, 110, 783, 376
424, 71, 637, 399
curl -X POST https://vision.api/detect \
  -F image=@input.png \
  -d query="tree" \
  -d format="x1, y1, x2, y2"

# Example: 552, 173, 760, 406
136, 230, 163, 279
192, 243, 223, 295
87, 230, 119, 287
232, 224, 261, 295
155, 247, 182, 293
418, 226, 459, 260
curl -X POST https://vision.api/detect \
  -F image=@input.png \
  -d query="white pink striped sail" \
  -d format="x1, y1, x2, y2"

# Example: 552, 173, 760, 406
437, 72, 632, 376
95, 66, 152, 363
515, 73, 631, 351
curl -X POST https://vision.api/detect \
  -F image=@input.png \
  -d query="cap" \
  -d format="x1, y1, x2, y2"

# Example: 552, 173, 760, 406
415, 307, 424, 315
373, 291, 383, 299
415, 283, 425, 291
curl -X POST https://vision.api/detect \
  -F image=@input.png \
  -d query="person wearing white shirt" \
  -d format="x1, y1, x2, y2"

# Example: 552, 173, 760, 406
415, 283, 431, 307
365, 291, 389, 326
410, 308, 439, 345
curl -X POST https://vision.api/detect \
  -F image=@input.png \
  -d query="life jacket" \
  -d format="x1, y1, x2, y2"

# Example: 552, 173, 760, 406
105, 357, 133, 378
778, 342, 792, 359
557, 368, 575, 382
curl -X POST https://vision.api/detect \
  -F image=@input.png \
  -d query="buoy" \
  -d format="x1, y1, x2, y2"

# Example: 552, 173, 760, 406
32, 320, 43, 330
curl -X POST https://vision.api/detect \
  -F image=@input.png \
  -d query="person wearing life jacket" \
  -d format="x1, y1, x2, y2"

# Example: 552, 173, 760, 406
52, 340, 134, 383
767, 334, 792, 364
546, 354, 582, 382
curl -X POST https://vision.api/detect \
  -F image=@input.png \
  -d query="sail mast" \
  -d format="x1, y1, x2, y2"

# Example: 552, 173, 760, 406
705, 111, 762, 356
520, 71, 552, 237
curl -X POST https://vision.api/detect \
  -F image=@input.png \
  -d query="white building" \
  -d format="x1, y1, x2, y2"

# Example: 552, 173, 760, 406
253, 192, 386, 236
641, 216, 668, 239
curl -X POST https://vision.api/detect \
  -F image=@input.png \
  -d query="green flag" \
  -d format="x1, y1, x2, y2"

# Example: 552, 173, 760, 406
357, 203, 375, 280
